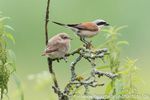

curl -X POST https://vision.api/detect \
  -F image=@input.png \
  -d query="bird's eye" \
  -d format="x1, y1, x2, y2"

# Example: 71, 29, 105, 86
62, 36, 68, 39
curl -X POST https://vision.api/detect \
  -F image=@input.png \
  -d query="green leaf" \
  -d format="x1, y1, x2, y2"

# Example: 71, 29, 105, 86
115, 25, 128, 33
8, 49, 16, 61
117, 41, 129, 46
0, 17, 10, 22
117, 69, 130, 75
5, 33, 15, 44
115, 79, 123, 95
12, 73, 24, 100
0, 38, 6, 47
96, 65, 109, 70
105, 82, 112, 95
4, 25, 15, 31
102, 29, 110, 33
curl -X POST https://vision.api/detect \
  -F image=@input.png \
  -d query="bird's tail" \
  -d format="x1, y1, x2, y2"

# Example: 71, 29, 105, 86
52, 21, 66, 27
52, 21, 79, 33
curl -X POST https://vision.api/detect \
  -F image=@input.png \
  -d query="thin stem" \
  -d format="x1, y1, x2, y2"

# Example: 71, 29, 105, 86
47, 58, 59, 88
44, 0, 62, 99
45, 0, 50, 45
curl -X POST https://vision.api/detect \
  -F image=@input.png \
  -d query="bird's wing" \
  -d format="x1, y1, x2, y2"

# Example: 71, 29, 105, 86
75, 22, 99, 31
45, 46, 58, 54
52, 21, 98, 31
44, 41, 60, 54
42, 46, 58, 56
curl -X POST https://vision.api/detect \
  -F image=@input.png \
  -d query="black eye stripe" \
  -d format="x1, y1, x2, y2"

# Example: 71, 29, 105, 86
97, 22, 106, 25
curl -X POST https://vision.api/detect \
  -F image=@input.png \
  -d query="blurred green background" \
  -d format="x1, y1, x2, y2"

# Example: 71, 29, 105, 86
0, 0, 150, 100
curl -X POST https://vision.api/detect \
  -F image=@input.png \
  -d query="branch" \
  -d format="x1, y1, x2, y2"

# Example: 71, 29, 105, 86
44, 1, 117, 100
52, 47, 109, 62
45, 0, 50, 45
94, 70, 118, 79
70, 55, 82, 81
52, 47, 83, 61
62, 48, 117, 99
44, 0, 64, 99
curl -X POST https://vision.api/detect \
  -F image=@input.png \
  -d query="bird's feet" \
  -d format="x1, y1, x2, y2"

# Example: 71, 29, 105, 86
80, 37, 93, 49
86, 41, 94, 49
63, 56, 68, 62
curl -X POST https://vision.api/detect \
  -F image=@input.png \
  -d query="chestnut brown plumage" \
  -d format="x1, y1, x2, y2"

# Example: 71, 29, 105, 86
52, 19, 109, 44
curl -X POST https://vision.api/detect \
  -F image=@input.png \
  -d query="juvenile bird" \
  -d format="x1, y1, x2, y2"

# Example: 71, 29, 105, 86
52, 19, 109, 44
42, 33, 71, 60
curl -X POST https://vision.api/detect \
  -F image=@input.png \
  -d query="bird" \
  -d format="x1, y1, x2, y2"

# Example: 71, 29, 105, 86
42, 33, 71, 60
52, 19, 109, 44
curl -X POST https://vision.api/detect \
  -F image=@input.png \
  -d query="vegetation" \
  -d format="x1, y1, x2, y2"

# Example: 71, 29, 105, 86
0, 14, 16, 100
100, 26, 140, 100
0, 1, 141, 100
40, 1, 141, 99
31, 24, 140, 100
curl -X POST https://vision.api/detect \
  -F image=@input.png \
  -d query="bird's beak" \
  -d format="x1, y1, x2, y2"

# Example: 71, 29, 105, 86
104, 23, 109, 26
68, 37, 73, 40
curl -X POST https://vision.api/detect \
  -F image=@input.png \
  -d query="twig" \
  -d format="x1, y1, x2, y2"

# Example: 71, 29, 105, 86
84, 84, 90, 95
44, 0, 63, 99
52, 47, 109, 62
94, 70, 117, 79
44, 1, 117, 100
45, 0, 50, 45
52, 48, 83, 61
70, 55, 82, 81
62, 48, 117, 99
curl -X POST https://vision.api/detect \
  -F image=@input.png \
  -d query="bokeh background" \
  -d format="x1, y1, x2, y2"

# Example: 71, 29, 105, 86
0, 0, 150, 100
